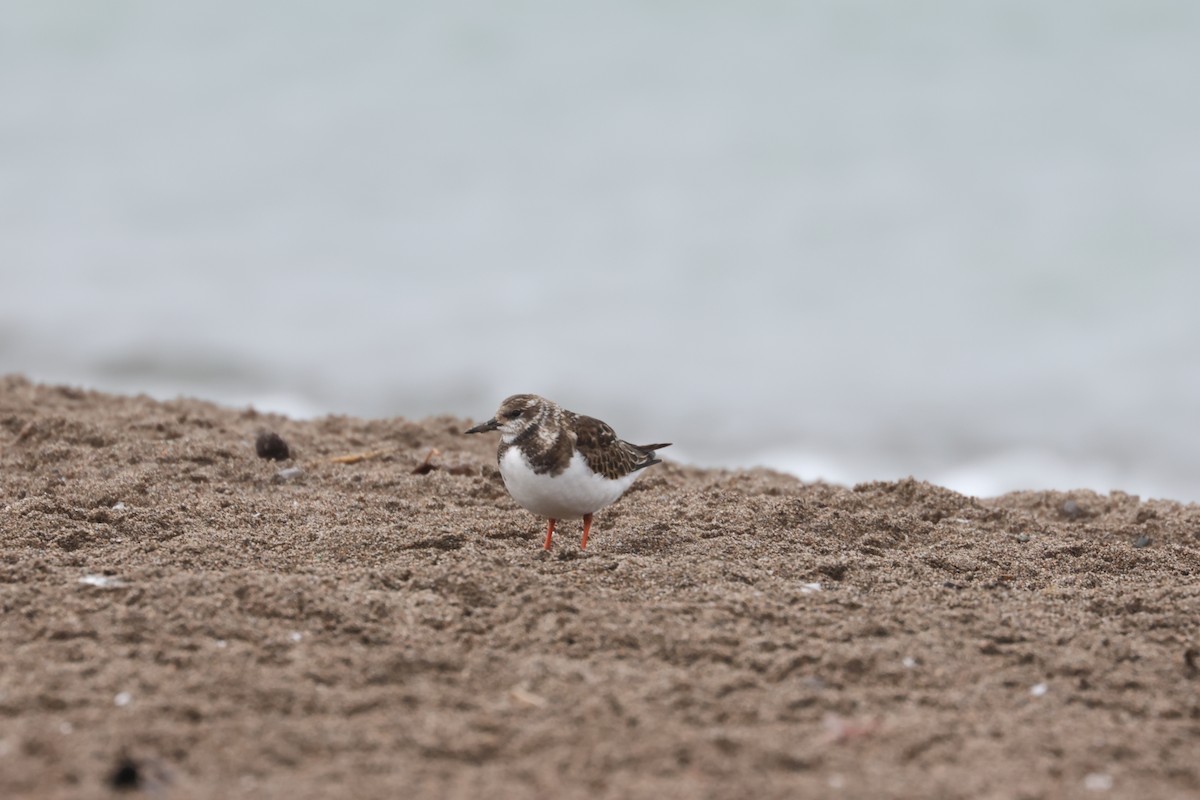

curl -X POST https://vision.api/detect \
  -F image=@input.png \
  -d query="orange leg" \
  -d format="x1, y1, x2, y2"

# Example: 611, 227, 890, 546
580, 514, 593, 550
543, 518, 557, 550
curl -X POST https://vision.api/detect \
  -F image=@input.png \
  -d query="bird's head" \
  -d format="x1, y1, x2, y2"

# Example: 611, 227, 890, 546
465, 394, 550, 440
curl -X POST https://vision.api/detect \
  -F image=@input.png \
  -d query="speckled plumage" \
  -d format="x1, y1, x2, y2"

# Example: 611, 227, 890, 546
465, 394, 670, 549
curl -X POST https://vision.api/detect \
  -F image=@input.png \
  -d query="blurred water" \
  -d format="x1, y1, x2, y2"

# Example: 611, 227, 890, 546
4, 1, 1200, 501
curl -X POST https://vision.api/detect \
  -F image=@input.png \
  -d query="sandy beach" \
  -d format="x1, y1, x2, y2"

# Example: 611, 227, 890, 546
1, 374, 1198, 799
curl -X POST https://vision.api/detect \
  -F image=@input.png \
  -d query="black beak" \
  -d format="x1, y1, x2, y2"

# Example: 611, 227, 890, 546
465, 418, 500, 434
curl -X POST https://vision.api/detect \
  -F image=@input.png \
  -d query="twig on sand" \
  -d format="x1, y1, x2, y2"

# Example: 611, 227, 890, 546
329, 449, 388, 465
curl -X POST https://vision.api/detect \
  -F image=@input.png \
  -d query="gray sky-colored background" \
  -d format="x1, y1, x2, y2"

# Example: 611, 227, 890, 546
5, 0, 1200, 500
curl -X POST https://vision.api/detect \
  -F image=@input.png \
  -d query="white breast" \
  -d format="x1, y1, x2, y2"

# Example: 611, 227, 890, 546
499, 447, 642, 520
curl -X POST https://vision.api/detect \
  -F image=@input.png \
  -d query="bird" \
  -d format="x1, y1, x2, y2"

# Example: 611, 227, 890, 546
465, 394, 670, 550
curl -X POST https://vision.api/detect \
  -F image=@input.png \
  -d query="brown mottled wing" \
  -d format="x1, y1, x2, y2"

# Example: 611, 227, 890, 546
573, 414, 670, 480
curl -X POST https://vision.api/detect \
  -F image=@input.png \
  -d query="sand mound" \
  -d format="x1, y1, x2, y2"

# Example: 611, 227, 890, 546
1, 375, 1197, 798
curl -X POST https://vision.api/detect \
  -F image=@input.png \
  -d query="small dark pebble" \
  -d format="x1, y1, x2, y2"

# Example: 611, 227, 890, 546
818, 562, 850, 581
109, 756, 141, 791
1133, 535, 1152, 549
1185, 647, 1199, 677
255, 432, 290, 461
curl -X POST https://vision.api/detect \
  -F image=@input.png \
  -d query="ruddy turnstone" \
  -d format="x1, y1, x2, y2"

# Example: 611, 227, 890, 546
466, 394, 670, 550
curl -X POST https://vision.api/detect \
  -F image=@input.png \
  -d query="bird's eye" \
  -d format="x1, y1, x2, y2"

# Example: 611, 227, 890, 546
505, 409, 522, 420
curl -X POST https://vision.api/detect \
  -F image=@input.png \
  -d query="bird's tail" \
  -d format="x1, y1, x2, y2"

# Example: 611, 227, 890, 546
631, 442, 672, 471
